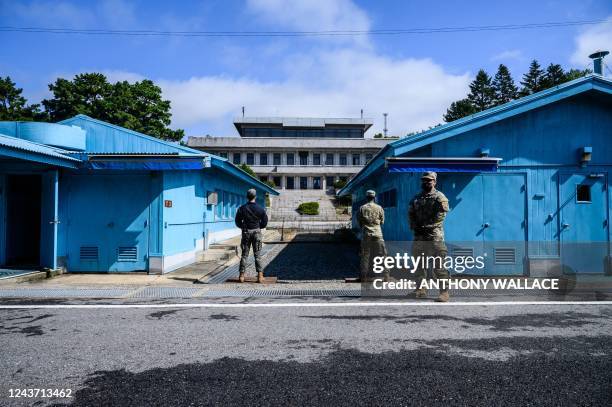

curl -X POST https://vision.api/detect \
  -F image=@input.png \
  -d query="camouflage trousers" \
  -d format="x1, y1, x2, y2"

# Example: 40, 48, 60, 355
239, 229, 263, 274
360, 235, 387, 281
412, 239, 449, 291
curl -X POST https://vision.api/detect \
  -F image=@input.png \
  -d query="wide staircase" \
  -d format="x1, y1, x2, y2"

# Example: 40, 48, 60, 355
267, 189, 351, 231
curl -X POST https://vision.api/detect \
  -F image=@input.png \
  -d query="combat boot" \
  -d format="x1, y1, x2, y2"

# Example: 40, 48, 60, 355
436, 291, 450, 302
257, 272, 265, 284
238, 272, 245, 283
415, 288, 427, 299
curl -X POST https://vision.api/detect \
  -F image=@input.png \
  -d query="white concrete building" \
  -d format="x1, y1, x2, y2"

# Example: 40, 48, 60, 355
187, 117, 395, 190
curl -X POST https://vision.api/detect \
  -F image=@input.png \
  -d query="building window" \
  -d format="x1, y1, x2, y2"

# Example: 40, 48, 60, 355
365, 153, 373, 163
300, 177, 308, 189
259, 176, 268, 183
273, 153, 281, 165
313, 153, 321, 165
339, 154, 347, 166
379, 189, 397, 208
352, 154, 360, 166
246, 153, 254, 165
313, 177, 321, 189
219, 152, 228, 159
576, 184, 591, 203
326, 176, 335, 188
232, 153, 241, 165
259, 153, 268, 165
273, 176, 281, 188
299, 151, 308, 166
325, 153, 334, 166
286, 177, 294, 190
287, 153, 295, 166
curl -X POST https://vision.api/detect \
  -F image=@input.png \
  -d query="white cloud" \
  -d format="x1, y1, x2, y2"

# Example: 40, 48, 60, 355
160, 48, 470, 136
571, 17, 612, 68
491, 49, 523, 62
246, 0, 371, 46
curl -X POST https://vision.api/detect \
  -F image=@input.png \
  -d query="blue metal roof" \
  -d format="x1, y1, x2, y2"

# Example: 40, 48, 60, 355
339, 74, 612, 196
0, 133, 80, 168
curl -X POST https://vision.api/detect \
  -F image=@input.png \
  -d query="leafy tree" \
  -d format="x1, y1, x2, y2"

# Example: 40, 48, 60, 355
238, 163, 257, 177
467, 69, 496, 111
42, 73, 184, 141
0, 76, 46, 121
492, 64, 518, 105
564, 68, 591, 82
443, 98, 477, 122
519, 60, 546, 96
373, 132, 383, 138
542, 63, 566, 88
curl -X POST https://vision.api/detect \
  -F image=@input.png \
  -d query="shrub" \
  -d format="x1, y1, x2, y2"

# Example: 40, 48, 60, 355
333, 179, 347, 189
296, 201, 319, 215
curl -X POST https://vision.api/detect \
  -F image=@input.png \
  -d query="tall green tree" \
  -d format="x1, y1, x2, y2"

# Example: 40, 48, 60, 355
492, 64, 518, 105
542, 63, 566, 88
443, 98, 477, 122
467, 69, 496, 111
42, 73, 184, 141
519, 60, 546, 96
0, 76, 46, 121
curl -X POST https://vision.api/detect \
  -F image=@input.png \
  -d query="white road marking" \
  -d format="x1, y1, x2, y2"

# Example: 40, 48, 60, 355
0, 301, 611, 309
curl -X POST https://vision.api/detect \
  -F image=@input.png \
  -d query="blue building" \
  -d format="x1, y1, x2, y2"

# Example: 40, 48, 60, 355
0, 115, 277, 274
340, 74, 612, 276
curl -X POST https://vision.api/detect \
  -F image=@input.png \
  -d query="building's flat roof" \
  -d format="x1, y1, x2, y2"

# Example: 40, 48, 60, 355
187, 136, 393, 149
233, 117, 373, 132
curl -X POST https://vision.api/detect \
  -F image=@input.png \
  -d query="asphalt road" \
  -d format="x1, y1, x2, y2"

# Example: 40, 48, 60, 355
0, 301, 611, 406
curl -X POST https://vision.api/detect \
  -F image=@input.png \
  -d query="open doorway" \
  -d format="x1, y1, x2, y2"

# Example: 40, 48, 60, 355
5, 174, 41, 268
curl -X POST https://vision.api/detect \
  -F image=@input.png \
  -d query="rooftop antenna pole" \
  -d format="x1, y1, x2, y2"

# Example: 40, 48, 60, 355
242, 106, 245, 118
360, 109, 363, 119
383, 113, 388, 137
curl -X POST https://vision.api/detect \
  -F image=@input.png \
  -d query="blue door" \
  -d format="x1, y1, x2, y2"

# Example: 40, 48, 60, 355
482, 174, 527, 275
440, 173, 526, 275
66, 175, 150, 272
559, 173, 609, 273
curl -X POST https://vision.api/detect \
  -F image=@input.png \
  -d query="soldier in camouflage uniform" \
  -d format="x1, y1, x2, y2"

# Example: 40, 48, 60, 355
408, 172, 450, 302
358, 190, 387, 282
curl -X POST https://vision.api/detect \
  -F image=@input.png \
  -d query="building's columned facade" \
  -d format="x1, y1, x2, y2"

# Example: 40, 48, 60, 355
188, 117, 395, 190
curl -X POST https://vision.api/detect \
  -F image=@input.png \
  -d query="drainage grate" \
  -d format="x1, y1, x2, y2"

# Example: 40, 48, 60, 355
0, 288, 130, 298
117, 246, 138, 262
80, 246, 99, 261
495, 247, 516, 265
130, 287, 203, 298
204, 289, 362, 297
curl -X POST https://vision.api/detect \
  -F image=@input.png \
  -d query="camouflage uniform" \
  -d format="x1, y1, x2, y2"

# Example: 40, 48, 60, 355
358, 196, 386, 281
408, 186, 450, 287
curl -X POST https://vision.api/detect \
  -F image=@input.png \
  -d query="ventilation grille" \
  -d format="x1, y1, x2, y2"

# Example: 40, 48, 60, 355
452, 247, 474, 258
79, 246, 99, 261
117, 246, 138, 262
495, 248, 516, 265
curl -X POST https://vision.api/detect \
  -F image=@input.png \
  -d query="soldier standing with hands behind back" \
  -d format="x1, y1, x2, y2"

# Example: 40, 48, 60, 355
409, 172, 451, 302
358, 190, 387, 282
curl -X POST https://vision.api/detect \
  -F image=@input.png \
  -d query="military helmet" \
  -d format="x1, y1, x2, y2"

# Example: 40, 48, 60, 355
366, 190, 376, 197
421, 171, 437, 181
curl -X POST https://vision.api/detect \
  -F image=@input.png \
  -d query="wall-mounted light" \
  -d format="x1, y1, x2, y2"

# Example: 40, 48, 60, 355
479, 148, 490, 157
581, 146, 592, 167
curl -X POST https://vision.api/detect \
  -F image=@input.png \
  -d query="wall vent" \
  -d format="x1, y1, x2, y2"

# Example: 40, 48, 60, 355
495, 247, 516, 265
117, 246, 138, 262
79, 246, 99, 261
452, 247, 474, 258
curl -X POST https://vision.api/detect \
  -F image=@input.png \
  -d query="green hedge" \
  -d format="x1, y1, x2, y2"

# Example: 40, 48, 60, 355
297, 201, 319, 215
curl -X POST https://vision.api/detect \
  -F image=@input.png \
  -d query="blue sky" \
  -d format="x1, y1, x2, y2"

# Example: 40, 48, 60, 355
1, 0, 611, 137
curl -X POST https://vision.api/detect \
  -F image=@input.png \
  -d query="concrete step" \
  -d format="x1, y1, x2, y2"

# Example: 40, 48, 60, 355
198, 248, 234, 262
